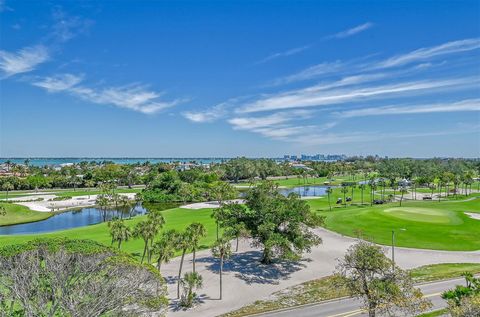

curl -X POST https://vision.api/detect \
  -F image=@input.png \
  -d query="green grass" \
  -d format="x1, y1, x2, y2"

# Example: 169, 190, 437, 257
307, 186, 480, 250
410, 263, 480, 283
0, 203, 53, 226
0, 207, 216, 260
416, 309, 447, 317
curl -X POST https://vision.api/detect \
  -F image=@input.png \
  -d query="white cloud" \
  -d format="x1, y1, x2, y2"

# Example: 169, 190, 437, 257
71, 85, 180, 114
0, 45, 49, 77
336, 99, 480, 118
182, 104, 227, 123
377, 38, 480, 68
228, 110, 313, 130
239, 77, 476, 113
32, 73, 83, 92
32, 74, 180, 114
331, 22, 374, 39
256, 45, 310, 64
269, 60, 346, 85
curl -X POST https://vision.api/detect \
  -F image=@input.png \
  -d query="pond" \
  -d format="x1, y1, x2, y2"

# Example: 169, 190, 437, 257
279, 185, 331, 197
0, 203, 178, 235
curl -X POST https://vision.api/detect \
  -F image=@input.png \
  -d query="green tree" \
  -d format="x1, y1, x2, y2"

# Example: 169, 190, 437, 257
187, 222, 207, 273
2, 182, 13, 200
211, 235, 232, 300
237, 182, 324, 264
210, 181, 237, 240
335, 241, 431, 317
133, 219, 158, 263
0, 206, 6, 216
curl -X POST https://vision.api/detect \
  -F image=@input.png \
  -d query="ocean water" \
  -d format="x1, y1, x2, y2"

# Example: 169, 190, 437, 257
0, 157, 232, 166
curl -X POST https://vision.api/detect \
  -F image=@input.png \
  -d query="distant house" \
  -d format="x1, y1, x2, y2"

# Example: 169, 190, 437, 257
290, 163, 314, 171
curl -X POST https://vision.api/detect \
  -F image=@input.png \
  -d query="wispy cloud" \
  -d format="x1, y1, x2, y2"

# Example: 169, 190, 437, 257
182, 104, 227, 123
228, 110, 313, 130
0, 45, 50, 77
330, 22, 374, 39
336, 99, 480, 118
378, 38, 480, 68
239, 77, 476, 113
50, 7, 93, 43
272, 38, 480, 86
33, 74, 181, 114
256, 45, 310, 64
32, 73, 84, 92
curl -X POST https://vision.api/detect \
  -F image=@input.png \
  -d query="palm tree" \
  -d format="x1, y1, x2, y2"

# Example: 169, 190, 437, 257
180, 272, 203, 308
341, 186, 349, 208
108, 218, 131, 249
187, 222, 207, 273
117, 195, 130, 219
350, 184, 356, 203
369, 180, 377, 206
359, 184, 366, 205
2, 182, 13, 200
225, 222, 247, 252
96, 194, 110, 222
175, 231, 193, 299
152, 229, 178, 272
133, 220, 157, 263
326, 187, 333, 211
399, 186, 408, 207
211, 236, 232, 300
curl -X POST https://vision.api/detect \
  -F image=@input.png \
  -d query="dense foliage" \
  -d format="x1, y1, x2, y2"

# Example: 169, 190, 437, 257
0, 238, 167, 317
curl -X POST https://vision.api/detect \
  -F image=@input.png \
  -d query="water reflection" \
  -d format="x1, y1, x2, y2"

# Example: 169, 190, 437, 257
0, 203, 178, 235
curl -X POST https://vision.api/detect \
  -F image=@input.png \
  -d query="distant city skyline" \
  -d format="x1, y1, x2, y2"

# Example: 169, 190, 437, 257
1, 0, 479, 157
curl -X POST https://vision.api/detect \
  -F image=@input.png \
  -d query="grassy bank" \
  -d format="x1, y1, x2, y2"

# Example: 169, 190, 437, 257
0, 203, 53, 226
0, 207, 215, 260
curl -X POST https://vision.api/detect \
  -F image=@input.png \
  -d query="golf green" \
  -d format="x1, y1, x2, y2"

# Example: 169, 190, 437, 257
383, 207, 461, 224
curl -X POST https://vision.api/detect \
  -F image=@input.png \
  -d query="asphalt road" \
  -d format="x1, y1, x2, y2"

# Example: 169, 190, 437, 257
259, 277, 466, 317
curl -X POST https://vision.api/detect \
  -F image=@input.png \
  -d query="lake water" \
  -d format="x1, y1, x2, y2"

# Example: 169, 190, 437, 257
0, 186, 329, 235
0, 203, 177, 235
280, 185, 330, 197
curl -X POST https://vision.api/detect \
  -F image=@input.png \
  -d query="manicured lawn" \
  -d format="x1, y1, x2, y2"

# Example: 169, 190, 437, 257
0, 207, 216, 261
0, 203, 53, 226
310, 196, 480, 251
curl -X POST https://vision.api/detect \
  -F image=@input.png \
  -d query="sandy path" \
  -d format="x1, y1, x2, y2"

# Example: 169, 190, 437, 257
163, 227, 480, 317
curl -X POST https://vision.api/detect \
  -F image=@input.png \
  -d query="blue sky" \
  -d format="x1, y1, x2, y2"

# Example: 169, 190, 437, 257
1, 0, 479, 158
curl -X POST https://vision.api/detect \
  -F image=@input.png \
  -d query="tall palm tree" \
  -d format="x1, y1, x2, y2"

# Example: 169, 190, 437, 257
350, 184, 356, 203
399, 186, 408, 207
211, 236, 232, 300
187, 222, 207, 273
96, 194, 110, 222
133, 220, 157, 263
341, 186, 349, 208
359, 184, 366, 205
152, 229, 178, 272
326, 187, 333, 211
175, 230, 193, 299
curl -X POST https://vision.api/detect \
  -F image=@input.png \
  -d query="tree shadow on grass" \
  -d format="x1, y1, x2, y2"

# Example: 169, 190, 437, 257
197, 251, 307, 285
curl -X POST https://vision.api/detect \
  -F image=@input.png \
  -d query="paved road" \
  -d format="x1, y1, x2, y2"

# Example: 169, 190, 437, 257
260, 278, 465, 317
164, 227, 480, 317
